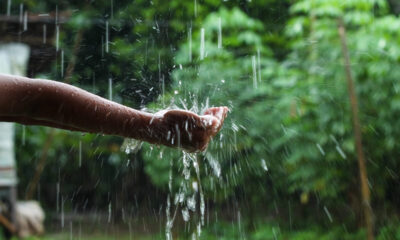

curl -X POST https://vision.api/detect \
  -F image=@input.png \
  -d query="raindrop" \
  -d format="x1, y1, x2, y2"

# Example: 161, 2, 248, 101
257, 48, 261, 82
56, 182, 60, 212
23, 11, 27, 31
188, 27, 192, 62
165, 195, 173, 240
336, 145, 347, 159
56, 25, 60, 51
43, 24, 47, 44
61, 50, 64, 78
108, 202, 112, 223
252, 55, 257, 88
324, 206, 333, 222
218, 17, 222, 49
69, 221, 73, 240
200, 192, 205, 225
121, 138, 143, 154
78, 140, 82, 167
192, 181, 198, 192
61, 196, 64, 228
194, 0, 197, 17
261, 159, 268, 171
19, 4, 23, 24
187, 194, 196, 211
110, 0, 114, 19
6, 0, 11, 16
101, 36, 104, 58
200, 28, 205, 60
105, 20, 109, 53
316, 143, 325, 156
207, 153, 221, 178
22, 126, 25, 145
108, 77, 112, 101
55, 5, 58, 24
182, 208, 190, 222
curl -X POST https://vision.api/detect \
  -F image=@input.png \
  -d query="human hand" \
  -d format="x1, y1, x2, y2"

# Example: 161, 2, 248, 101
160, 107, 229, 152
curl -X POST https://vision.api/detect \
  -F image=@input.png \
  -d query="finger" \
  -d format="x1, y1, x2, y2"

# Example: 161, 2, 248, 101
203, 107, 229, 120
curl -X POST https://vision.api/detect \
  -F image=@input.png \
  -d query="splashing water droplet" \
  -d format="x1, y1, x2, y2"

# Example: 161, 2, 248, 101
261, 159, 268, 172
182, 208, 190, 222
121, 139, 143, 154
207, 153, 221, 178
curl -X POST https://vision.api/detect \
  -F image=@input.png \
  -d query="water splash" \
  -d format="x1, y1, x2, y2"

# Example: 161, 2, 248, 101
121, 138, 143, 154
206, 153, 221, 178
182, 207, 190, 221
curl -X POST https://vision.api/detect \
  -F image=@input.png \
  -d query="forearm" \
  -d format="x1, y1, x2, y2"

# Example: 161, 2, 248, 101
0, 74, 164, 143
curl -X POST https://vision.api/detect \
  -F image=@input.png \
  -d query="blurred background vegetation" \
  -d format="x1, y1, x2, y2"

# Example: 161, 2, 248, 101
2, 0, 400, 239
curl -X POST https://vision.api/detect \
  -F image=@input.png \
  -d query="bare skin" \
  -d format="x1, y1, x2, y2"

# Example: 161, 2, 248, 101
0, 74, 228, 152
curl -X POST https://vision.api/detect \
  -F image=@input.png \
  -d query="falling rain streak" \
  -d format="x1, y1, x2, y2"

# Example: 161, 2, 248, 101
257, 48, 261, 82
194, 0, 197, 17
22, 126, 26, 145
7, 0, 11, 16
78, 140, 82, 167
23, 11, 27, 31
218, 17, 222, 49
105, 20, 109, 53
200, 28, 205, 60
19, 4, 23, 23
43, 24, 47, 44
252, 55, 257, 88
188, 27, 192, 62
108, 77, 113, 101
56, 25, 60, 51
61, 50, 64, 78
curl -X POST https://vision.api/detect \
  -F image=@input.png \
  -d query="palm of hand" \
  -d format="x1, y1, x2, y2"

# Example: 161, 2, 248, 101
161, 107, 229, 152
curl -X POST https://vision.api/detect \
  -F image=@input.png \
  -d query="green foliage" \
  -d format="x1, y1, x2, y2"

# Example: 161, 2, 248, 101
6, 0, 400, 236
143, 0, 400, 232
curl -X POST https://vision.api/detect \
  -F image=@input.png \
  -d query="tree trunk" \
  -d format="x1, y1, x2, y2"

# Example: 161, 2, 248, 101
337, 18, 374, 240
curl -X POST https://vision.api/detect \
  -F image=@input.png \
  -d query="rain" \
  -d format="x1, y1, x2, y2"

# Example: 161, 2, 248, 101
0, 0, 398, 240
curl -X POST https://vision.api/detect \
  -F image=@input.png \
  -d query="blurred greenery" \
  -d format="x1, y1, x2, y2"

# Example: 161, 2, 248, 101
2, 0, 400, 238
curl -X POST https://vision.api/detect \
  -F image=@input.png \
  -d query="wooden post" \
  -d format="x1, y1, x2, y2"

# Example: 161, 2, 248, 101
337, 18, 374, 240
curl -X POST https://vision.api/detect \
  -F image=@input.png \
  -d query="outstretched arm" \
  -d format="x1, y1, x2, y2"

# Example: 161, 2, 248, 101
0, 74, 228, 152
